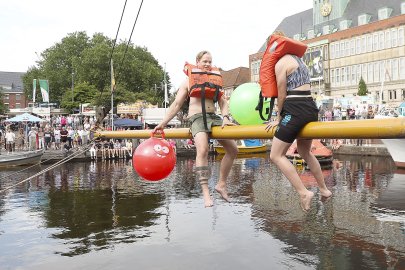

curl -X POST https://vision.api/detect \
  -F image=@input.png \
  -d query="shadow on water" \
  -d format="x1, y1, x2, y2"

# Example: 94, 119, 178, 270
0, 154, 404, 269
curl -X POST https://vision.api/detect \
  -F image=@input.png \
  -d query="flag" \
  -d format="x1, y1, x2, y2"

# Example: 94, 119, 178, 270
111, 61, 116, 93
39, 79, 50, 102
33, 79, 37, 103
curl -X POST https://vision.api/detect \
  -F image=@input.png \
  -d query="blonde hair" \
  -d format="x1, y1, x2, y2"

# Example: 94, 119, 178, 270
196, 50, 211, 62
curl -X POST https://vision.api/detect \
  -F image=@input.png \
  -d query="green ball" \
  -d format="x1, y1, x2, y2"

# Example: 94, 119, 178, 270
229, 83, 270, 125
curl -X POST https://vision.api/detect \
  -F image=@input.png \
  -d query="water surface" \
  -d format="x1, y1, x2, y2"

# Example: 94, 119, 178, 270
0, 154, 404, 269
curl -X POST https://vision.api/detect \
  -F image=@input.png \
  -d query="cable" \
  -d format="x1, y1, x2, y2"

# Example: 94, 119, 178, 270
108, 0, 128, 68
117, 0, 144, 82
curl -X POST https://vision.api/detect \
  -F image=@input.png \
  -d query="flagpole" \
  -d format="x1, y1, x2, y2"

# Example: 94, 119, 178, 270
111, 59, 114, 131
164, 62, 168, 113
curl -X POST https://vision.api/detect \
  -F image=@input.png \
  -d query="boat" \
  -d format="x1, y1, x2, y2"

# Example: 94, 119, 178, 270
214, 139, 269, 155
286, 139, 333, 166
0, 149, 44, 167
374, 107, 405, 168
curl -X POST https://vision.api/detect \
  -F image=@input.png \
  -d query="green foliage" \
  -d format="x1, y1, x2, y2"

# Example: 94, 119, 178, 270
61, 82, 99, 112
22, 31, 170, 110
358, 76, 367, 96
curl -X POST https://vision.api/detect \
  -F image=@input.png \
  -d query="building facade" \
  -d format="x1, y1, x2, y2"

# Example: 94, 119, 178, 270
0, 71, 30, 111
250, 0, 405, 108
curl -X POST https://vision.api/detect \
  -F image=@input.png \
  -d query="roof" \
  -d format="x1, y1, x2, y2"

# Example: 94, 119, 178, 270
258, 0, 405, 52
0, 71, 25, 93
221, 67, 250, 88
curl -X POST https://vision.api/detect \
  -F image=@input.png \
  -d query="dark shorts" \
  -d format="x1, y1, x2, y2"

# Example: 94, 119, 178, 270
274, 97, 318, 143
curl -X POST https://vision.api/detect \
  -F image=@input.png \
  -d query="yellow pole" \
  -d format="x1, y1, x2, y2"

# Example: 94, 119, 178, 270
94, 118, 405, 140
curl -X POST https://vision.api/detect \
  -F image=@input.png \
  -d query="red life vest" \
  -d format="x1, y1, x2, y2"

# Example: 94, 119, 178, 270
183, 62, 223, 101
259, 35, 307, 98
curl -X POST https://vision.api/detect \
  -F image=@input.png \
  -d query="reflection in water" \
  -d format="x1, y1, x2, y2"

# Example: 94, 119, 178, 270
0, 155, 404, 269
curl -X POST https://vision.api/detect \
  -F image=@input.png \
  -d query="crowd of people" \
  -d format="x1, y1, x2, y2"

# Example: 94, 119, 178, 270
0, 115, 136, 159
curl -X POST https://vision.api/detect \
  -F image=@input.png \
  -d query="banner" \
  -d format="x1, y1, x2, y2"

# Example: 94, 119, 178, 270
33, 79, 37, 103
302, 48, 324, 81
38, 79, 50, 102
164, 83, 168, 104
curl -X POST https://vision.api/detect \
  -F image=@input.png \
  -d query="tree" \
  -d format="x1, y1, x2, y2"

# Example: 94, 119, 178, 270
60, 82, 99, 112
358, 76, 367, 96
22, 31, 171, 113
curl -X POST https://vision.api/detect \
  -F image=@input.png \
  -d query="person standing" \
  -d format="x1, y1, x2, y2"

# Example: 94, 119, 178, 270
28, 127, 38, 151
154, 50, 238, 207
263, 32, 332, 212
5, 129, 16, 153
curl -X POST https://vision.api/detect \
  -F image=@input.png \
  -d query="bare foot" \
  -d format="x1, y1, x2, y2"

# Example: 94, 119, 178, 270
215, 184, 230, 202
203, 193, 213, 208
320, 188, 332, 198
300, 191, 314, 212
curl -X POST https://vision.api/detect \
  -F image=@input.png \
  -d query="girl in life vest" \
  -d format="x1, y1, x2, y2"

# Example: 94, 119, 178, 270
262, 31, 332, 212
153, 50, 238, 208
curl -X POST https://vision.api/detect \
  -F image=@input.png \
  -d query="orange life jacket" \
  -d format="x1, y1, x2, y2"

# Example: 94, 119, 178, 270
183, 62, 223, 102
259, 35, 307, 98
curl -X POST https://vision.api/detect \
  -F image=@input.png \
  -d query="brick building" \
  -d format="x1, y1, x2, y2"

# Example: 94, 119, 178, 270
0, 71, 30, 111
250, 0, 405, 108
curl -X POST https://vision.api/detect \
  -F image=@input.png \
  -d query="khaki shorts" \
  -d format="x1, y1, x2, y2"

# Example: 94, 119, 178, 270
188, 113, 223, 137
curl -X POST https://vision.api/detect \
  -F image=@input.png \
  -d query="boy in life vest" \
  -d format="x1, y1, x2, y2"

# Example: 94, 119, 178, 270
154, 50, 238, 207
262, 31, 332, 212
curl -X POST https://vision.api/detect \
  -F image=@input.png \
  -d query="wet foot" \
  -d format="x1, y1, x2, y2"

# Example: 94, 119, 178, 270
203, 194, 213, 208
215, 185, 230, 202
300, 191, 314, 212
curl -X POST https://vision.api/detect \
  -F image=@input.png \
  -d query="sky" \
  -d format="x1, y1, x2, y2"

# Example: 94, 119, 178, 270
0, 0, 312, 91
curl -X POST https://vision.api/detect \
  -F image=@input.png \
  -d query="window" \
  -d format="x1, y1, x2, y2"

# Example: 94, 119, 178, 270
402, 2, 405, 14
392, 59, 399, 80
15, 103, 21, 109
374, 62, 380, 82
308, 30, 315, 39
357, 64, 362, 81
4, 103, 9, 110
335, 43, 340, 58
378, 7, 392, 20
340, 20, 351, 30
350, 39, 355, 55
341, 67, 346, 85
379, 32, 385, 49
398, 27, 404, 46
380, 62, 386, 81
16, 94, 21, 100
400, 57, 405, 79
392, 29, 398, 47
324, 45, 329, 60
336, 68, 340, 84
351, 65, 356, 84
368, 63, 373, 82
345, 41, 350, 56
358, 14, 369, 26
331, 69, 335, 84
373, 33, 379, 51
386, 60, 392, 80
361, 36, 366, 53
385, 30, 391, 48
362, 63, 367, 81
4, 94, 9, 100
340, 41, 345, 57
356, 38, 361, 54
366, 35, 372, 52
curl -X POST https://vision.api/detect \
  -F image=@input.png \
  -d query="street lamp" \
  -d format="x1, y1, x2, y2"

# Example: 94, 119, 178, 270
71, 72, 74, 103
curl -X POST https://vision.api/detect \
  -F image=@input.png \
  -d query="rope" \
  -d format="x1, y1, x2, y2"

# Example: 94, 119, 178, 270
0, 144, 92, 194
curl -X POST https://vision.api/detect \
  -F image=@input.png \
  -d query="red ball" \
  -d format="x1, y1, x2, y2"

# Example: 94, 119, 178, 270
132, 136, 176, 181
